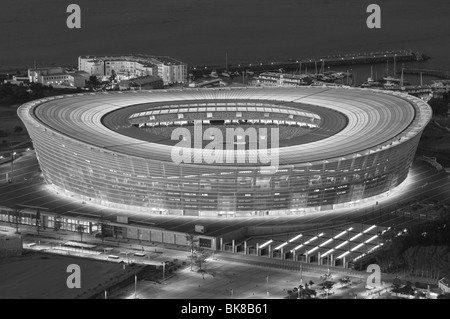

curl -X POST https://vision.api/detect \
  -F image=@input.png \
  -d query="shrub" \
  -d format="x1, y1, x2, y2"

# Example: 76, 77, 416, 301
428, 98, 449, 115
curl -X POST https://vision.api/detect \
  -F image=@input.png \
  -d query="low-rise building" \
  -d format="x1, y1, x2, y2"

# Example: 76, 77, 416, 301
118, 75, 163, 90
78, 54, 187, 85
3, 75, 29, 85
28, 67, 90, 88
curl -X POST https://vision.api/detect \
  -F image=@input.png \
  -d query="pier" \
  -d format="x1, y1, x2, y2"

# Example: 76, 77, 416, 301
189, 50, 429, 78
401, 68, 450, 79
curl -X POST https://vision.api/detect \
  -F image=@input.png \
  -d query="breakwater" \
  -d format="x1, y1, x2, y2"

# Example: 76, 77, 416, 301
190, 49, 429, 77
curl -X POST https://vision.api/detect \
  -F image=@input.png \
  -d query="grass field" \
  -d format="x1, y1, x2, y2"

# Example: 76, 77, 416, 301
0, 104, 29, 151
417, 118, 450, 166
0, 252, 125, 299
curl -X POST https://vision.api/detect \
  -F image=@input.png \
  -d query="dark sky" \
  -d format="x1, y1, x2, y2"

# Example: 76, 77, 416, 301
0, 0, 449, 70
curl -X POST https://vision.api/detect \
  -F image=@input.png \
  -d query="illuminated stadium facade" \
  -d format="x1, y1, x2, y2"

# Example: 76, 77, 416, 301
18, 88, 432, 217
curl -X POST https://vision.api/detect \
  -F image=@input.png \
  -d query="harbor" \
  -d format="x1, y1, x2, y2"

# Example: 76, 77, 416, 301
189, 49, 429, 78
401, 68, 450, 80
187, 50, 449, 102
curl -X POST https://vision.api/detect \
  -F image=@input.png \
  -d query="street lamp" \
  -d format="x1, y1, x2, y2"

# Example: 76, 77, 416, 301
300, 264, 303, 285
266, 275, 269, 297
134, 275, 137, 299
10, 148, 16, 183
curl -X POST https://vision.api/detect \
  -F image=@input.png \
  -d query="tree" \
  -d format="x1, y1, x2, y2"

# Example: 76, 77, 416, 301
14, 126, 23, 133
193, 248, 210, 271
320, 272, 333, 283
10, 208, 22, 234
320, 271, 335, 297
443, 92, 450, 105
96, 213, 109, 244
35, 210, 41, 236
286, 284, 317, 299
29, 83, 44, 98
400, 281, 415, 296
296, 285, 308, 299
54, 214, 62, 231
305, 287, 317, 299
403, 246, 418, 274
321, 280, 335, 298
186, 233, 199, 271
428, 98, 449, 115
392, 277, 402, 292
11, 84, 29, 101
339, 276, 351, 287
88, 75, 101, 90
76, 224, 86, 242
109, 70, 117, 83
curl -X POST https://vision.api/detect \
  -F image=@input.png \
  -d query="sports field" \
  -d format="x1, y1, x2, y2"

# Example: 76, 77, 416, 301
0, 253, 125, 299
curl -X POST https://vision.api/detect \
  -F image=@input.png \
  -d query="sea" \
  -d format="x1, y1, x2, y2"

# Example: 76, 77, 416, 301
0, 0, 449, 85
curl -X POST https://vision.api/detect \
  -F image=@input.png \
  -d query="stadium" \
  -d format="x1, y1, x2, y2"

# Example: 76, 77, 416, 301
18, 87, 432, 217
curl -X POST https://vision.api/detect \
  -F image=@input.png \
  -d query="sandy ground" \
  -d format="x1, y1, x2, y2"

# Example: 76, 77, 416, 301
0, 253, 125, 299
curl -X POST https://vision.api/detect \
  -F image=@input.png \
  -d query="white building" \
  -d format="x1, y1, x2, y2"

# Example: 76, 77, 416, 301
3, 75, 29, 85
78, 54, 187, 85
28, 67, 90, 88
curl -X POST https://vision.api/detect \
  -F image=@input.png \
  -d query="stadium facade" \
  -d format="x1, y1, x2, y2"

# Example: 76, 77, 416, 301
18, 87, 432, 217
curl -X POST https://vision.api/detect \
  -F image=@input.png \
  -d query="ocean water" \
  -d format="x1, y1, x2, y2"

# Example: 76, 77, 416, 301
0, 0, 449, 83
